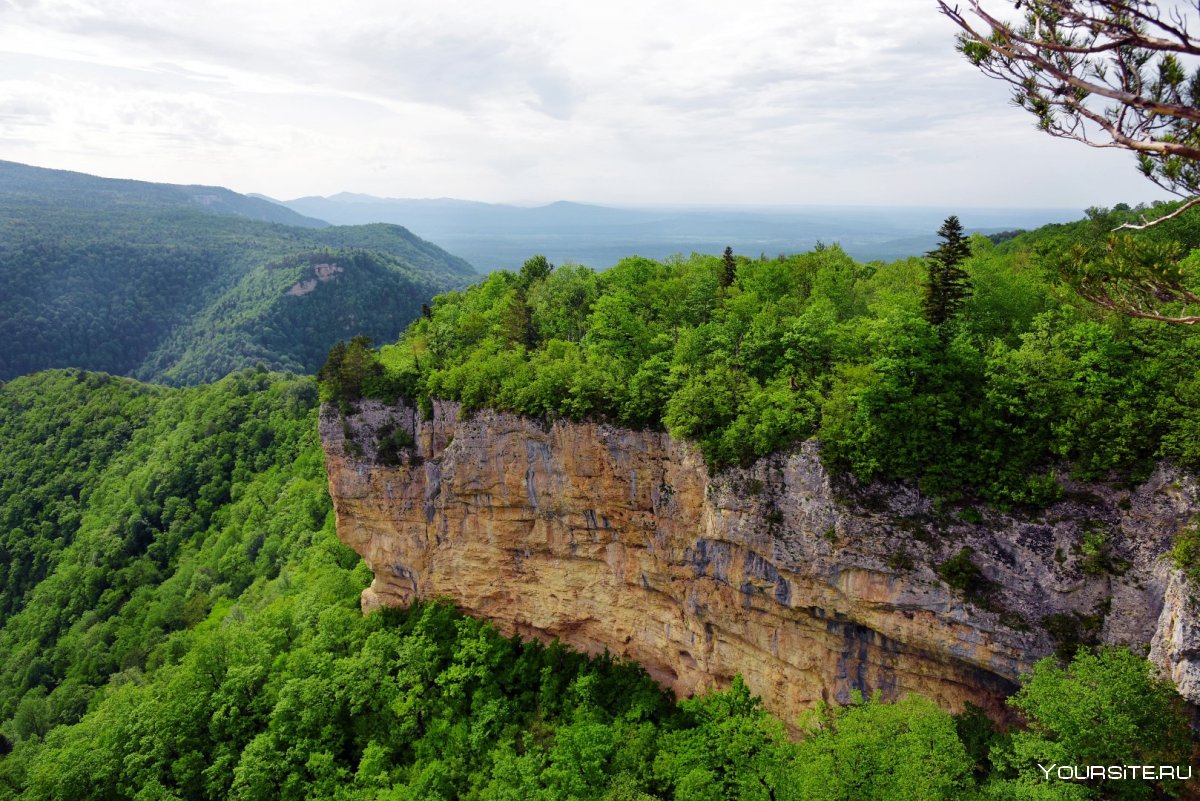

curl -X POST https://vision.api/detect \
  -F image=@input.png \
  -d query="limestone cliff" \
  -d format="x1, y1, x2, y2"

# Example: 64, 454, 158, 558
320, 398, 1200, 724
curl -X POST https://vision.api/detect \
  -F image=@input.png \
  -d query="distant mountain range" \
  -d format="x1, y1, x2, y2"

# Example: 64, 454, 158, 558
268, 192, 1086, 269
1, 160, 328, 229
0, 162, 476, 384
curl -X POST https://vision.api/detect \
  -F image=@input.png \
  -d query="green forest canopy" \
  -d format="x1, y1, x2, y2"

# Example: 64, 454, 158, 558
322, 204, 1200, 506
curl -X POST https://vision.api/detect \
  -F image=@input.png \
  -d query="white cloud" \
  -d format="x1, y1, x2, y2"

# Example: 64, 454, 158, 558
0, 0, 1175, 207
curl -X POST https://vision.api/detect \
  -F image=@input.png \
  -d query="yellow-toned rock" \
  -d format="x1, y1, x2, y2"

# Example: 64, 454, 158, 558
321, 399, 1200, 725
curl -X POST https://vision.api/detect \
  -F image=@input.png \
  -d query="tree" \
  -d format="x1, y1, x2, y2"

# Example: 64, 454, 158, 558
923, 215, 973, 327
318, 335, 390, 407
790, 692, 974, 801
504, 256, 554, 348
997, 647, 1192, 800
721, 246, 736, 288
653, 676, 793, 801
940, 0, 1200, 324
519, 254, 554, 290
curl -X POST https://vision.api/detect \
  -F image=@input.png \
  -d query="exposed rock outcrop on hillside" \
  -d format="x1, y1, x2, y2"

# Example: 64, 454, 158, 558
320, 399, 1199, 724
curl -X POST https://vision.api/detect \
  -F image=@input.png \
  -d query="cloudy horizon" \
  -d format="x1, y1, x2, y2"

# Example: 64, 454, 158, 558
0, 0, 1177, 209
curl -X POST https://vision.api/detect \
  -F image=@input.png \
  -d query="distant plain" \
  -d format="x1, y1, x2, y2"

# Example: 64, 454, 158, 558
272, 194, 1086, 270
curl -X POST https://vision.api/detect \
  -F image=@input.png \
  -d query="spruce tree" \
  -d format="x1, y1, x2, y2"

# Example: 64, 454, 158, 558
720, 246, 736, 288
923, 215, 972, 327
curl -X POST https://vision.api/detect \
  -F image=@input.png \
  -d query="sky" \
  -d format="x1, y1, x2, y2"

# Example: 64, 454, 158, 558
0, 0, 1178, 208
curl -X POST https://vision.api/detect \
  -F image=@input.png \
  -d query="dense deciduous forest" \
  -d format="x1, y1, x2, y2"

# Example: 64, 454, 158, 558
321, 203, 1200, 507
0, 370, 1190, 800
0, 164, 476, 384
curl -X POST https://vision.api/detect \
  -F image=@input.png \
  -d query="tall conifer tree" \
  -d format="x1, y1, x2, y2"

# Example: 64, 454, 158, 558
923, 216, 972, 328
721, 246, 736, 288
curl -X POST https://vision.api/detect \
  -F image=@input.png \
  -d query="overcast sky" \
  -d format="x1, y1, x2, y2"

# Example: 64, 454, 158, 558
0, 0, 1176, 208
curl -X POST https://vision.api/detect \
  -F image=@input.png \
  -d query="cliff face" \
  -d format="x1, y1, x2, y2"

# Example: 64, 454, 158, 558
320, 399, 1200, 724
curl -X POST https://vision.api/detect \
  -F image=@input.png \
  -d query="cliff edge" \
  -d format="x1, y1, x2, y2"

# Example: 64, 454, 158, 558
320, 398, 1200, 724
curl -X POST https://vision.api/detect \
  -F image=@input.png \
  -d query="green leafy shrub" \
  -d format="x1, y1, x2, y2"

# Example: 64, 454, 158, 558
1041, 600, 1109, 662
938, 547, 995, 606
1168, 519, 1200, 586
375, 423, 416, 466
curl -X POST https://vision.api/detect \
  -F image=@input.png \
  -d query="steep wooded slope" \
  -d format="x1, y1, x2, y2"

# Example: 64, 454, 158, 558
0, 162, 477, 384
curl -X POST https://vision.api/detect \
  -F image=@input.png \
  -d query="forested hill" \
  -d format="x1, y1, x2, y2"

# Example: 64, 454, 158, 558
0, 163, 478, 384
0, 161, 327, 228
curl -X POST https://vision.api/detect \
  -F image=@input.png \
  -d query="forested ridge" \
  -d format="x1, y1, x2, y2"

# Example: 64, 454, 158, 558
0, 162, 477, 385
0, 161, 327, 228
322, 203, 1200, 508
0, 369, 1191, 800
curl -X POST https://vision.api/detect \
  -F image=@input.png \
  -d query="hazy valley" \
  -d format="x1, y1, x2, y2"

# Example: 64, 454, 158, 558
270, 192, 1083, 270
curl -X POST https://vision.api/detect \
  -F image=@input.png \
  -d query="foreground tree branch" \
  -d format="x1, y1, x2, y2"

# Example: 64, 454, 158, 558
1070, 231, 1200, 324
940, 0, 1200, 323
1112, 195, 1200, 229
